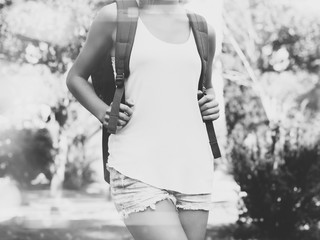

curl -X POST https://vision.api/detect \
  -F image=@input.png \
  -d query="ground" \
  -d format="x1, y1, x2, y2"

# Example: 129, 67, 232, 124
0, 170, 240, 240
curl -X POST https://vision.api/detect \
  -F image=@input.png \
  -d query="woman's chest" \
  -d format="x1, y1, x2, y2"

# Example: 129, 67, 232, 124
129, 18, 200, 75
110, 13, 191, 57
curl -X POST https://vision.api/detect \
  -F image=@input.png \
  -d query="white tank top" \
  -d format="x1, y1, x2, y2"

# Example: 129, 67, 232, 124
107, 17, 214, 194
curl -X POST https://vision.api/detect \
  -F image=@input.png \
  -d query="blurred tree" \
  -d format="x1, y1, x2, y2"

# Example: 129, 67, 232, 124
223, 0, 320, 238
223, 0, 320, 123
0, 0, 105, 192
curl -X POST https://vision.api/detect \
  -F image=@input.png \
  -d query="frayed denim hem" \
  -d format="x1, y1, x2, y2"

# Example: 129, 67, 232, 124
176, 202, 213, 212
118, 194, 177, 219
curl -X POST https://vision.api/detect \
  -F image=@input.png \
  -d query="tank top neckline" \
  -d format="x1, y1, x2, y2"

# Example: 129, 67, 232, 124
137, 17, 192, 46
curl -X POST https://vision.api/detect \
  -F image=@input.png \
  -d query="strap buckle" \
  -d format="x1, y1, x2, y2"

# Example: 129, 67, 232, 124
115, 73, 125, 88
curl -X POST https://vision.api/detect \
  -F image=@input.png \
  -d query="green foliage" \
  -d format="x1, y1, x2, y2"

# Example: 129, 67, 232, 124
0, 127, 54, 188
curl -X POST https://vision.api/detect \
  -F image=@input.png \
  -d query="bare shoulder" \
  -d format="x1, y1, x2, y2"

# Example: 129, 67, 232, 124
88, 2, 117, 41
94, 1, 117, 24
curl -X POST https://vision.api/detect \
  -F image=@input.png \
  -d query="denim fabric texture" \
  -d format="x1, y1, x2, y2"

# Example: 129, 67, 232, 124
108, 167, 214, 219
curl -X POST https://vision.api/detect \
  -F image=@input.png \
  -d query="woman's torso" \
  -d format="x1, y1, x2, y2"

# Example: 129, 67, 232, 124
107, 9, 214, 194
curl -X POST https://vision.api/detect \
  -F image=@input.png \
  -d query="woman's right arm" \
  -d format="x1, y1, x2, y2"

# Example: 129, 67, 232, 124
66, 4, 117, 123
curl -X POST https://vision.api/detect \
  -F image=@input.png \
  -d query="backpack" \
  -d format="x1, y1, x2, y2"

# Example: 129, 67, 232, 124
91, 0, 221, 183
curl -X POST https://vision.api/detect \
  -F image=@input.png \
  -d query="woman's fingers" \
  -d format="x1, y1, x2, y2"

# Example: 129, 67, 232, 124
202, 107, 220, 120
117, 119, 127, 127
201, 103, 219, 115
120, 103, 134, 116
104, 115, 130, 127
103, 105, 111, 123
102, 120, 109, 128
198, 94, 220, 121
118, 103, 133, 126
114, 103, 134, 128
199, 98, 219, 111
125, 100, 134, 108
198, 94, 214, 107
118, 112, 131, 122
203, 113, 220, 121
102, 102, 134, 129
103, 117, 129, 128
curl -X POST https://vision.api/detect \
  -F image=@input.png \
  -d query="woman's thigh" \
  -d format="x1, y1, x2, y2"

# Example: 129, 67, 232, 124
178, 209, 209, 240
108, 168, 187, 240
109, 167, 211, 240
176, 192, 212, 240
124, 199, 188, 240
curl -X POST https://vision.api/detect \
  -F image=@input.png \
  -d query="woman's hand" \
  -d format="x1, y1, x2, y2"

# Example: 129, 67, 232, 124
198, 90, 220, 121
102, 102, 134, 130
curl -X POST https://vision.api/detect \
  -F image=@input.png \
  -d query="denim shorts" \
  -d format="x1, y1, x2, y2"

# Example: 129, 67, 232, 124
108, 167, 213, 219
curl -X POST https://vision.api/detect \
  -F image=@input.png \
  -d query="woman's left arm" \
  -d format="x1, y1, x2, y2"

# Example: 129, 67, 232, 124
198, 23, 220, 121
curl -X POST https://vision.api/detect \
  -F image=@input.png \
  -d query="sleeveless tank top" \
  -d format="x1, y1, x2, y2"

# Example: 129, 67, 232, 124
107, 17, 214, 194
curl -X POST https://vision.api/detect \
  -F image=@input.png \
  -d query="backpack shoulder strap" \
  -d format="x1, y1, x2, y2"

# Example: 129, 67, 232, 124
115, 0, 139, 78
188, 12, 221, 159
187, 12, 209, 91
102, 0, 138, 183
107, 0, 139, 134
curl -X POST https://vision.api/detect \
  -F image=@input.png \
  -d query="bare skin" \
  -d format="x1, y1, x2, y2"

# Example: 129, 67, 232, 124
124, 200, 189, 240
122, 199, 210, 240
66, 0, 218, 239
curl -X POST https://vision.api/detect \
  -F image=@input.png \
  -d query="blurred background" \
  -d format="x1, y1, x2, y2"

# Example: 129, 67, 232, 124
0, 0, 319, 239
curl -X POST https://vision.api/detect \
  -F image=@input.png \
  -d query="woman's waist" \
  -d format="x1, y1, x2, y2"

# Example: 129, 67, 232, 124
109, 125, 211, 155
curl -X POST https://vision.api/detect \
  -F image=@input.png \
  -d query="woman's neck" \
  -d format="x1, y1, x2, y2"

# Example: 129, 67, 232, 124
139, 0, 183, 15
139, 0, 179, 6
